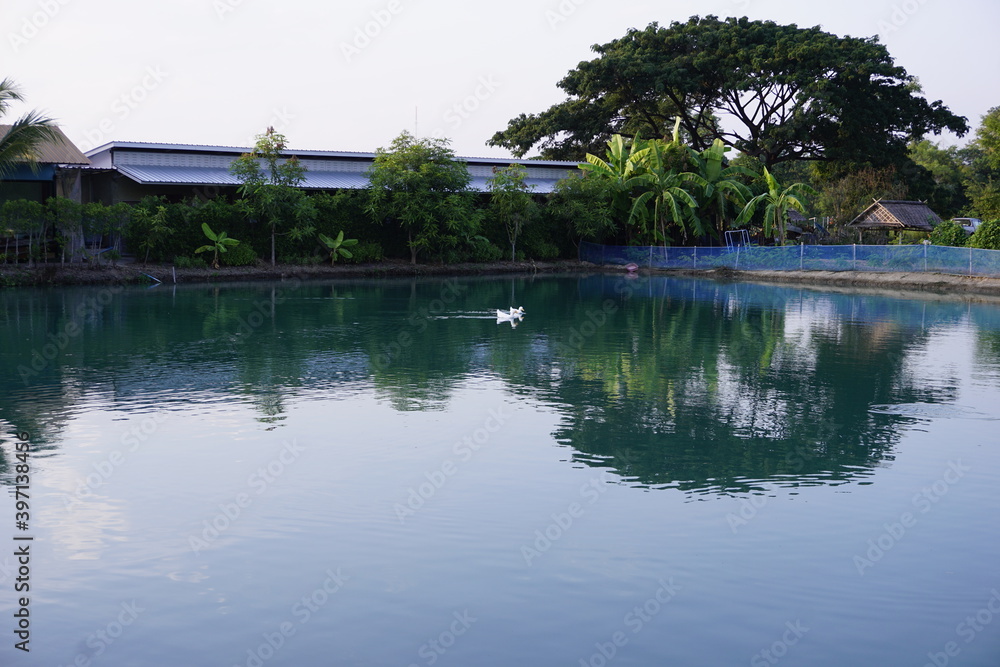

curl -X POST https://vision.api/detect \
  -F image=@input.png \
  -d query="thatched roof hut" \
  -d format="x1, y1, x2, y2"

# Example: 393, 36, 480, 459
847, 199, 941, 232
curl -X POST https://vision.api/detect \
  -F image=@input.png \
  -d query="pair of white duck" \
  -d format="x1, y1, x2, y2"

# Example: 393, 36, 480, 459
496, 306, 526, 322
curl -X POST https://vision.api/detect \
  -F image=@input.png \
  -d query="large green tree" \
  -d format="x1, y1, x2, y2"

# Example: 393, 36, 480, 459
963, 107, 1000, 221
0, 78, 61, 179
231, 127, 316, 266
489, 17, 968, 167
366, 132, 480, 264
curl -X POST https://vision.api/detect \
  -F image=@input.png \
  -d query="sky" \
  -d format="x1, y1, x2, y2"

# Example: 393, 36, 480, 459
3, 0, 999, 159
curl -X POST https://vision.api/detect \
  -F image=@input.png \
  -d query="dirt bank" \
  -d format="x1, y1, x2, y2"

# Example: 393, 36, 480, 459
0, 259, 593, 287
6, 260, 1000, 299
690, 268, 1000, 300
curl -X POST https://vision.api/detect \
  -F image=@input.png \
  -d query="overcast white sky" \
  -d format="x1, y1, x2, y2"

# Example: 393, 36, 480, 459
4, 0, 998, 158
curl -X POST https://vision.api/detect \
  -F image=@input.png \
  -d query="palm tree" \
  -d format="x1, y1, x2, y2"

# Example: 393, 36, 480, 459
736, 167, 817, 245
0, 78, 61, 179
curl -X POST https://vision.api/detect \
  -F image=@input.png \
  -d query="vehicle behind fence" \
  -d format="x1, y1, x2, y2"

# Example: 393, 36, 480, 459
580, 241, 1000, 278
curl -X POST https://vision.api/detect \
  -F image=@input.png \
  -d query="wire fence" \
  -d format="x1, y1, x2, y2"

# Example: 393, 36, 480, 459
580, 242, 1000, 278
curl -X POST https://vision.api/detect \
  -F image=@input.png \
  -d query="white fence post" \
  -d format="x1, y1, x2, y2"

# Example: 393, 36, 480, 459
648, 245, 653, 269
852, 244, 857, 271
969, 247, 973, 276
694, 246, 697, 269
800, 242, 804, 270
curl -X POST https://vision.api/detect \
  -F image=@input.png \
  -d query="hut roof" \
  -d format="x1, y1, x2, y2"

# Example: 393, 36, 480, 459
0, 125, 90, 165
847, 199, 940, 232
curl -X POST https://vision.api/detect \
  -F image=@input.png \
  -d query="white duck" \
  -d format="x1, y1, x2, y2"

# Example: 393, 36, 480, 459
496, 306, 526, 320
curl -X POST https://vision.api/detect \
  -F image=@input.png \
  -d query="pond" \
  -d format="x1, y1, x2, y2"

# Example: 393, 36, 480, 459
1, 273, 999, 666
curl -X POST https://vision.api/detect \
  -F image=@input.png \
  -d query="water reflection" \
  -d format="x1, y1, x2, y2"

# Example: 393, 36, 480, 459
2, 274, 998, 497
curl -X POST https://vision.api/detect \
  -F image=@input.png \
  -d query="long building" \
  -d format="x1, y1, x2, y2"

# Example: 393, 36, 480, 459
83, 141, 580, 204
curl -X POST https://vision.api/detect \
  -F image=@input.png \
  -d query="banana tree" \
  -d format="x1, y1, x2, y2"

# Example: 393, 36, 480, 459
688, 138, 756, 238
630, 139, 707, 244
195, 222, 240, 268
317, 230, 358, 264
579, 134, 652, 241
735, 167, 816, 245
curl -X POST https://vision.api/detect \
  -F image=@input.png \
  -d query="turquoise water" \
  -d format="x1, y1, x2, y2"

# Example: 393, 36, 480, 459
1, 274, 999, 666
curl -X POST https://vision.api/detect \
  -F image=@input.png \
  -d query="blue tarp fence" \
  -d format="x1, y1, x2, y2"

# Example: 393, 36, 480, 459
580, 241, 1000, 278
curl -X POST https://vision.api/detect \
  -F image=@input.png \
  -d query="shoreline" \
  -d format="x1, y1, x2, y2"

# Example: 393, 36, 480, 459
5, 260, 1000, 299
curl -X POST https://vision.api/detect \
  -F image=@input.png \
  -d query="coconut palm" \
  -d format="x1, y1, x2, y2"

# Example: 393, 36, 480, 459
736, 167, 817, 245
0, 78, 61, 179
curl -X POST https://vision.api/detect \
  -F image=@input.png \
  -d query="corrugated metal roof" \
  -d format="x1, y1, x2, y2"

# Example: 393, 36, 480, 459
0, 125, 91, 165
117, 165, 240, 186
117, 165, 372, 190
86, 141, 580, 169
117, 165, 563, 193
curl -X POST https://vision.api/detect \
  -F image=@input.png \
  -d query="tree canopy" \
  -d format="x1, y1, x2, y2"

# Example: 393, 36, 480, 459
366, 132, 482, 264
489, 16, 968, 167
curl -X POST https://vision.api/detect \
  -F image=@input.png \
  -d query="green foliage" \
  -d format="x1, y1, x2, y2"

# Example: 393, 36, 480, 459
736, 167, 817, 245
194, 222, 240, 269
1, 199, 45, 264
174, 255, 207, 269
815, 166, 909, 226
929, 220, 968, 247
688, 139, 756, 238
130, 203, 175, 265
220, 242, 258, 267
489, 16, 968, 167
231, 127, 313, 266
347, 241, 384, 263
366, 131, 481, 264
547, 173, 616, 243
968, 220, 1000, 250
908, 140, 969, 218
579, 130, 716, 245
317, 230, 359, 264
976, 107, 1000, 171
487, 164, 537, 260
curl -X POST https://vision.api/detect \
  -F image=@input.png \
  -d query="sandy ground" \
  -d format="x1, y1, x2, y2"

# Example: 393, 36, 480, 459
6, 260, 1000, 300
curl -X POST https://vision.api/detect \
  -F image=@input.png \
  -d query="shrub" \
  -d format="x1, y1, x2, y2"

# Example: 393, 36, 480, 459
346, 242, 383, 264
221, 242, 258, 266
174, 256, 207, 269
929, 220, 968, 247
968, 220, 1000, 250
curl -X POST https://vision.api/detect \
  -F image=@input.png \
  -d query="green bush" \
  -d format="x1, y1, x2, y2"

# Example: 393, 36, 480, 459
174, 256, 207, 269
968, 220, 1000, 250
346, 242, 383, 264
929, 220, 968, 247
471, 238, 503, 262
221, 242, 258, 266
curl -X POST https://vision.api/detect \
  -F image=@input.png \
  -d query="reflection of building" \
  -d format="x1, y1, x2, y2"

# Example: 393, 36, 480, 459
83, 141, 579, 205
0, 125, 91, 204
